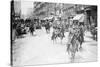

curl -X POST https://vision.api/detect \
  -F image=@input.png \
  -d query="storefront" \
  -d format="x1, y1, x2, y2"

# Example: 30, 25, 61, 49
84, 6, 97, 27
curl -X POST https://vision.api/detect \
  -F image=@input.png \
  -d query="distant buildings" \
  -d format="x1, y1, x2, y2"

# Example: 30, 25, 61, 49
11, 0, 97, 26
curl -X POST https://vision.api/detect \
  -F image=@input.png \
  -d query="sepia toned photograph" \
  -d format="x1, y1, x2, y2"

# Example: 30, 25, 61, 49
11, 0, 97, 66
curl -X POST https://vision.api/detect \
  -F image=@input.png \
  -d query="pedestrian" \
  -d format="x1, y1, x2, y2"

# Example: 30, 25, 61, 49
30, 24, 35, 36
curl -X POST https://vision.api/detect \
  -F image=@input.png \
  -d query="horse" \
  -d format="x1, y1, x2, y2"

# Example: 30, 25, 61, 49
44, 22, 51, 33
67, 33, 80, 59
51, 27, 65, 43
75, 27, 84, 49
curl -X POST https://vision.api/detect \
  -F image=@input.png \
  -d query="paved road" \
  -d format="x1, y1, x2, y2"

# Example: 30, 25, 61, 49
12, 28, 97, 66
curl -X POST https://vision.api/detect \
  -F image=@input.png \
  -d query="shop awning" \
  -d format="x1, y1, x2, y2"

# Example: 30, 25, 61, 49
73, 14, 85, 22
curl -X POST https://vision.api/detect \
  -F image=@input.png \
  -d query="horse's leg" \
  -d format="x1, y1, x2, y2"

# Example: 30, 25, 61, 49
79, 35, 83, 49
95, 32, 97, 41
72, 51, 75, 59
55, 35, 57, 43
96, 33, 97, 41
80, 41, 82, 49
75, 40, 78, 51
71, 44, 76, 60
46, 29, 47, 33
32, 31, 34, 35
48, 28, 50, 33
77, 41, 80, 51
53, 35, 56, 44
93, 34, 95, 40
59, 33, 62, 44
30, 31, 32, 36
60, 37, 62, 44
51, 34, 55, 44
94, 34, 95, 40
70, 51, 74, 60
79, 41, 82, 49
52, 33, 57, 44
67, 44, 70, 54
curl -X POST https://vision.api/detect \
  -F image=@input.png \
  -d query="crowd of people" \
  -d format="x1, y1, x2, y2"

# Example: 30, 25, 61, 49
11, 17, 54, 42
50, 16, 97, 59
11, 14, 97, 59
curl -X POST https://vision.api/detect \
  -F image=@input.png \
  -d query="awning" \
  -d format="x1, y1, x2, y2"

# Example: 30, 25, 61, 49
73, 14, 85, 22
